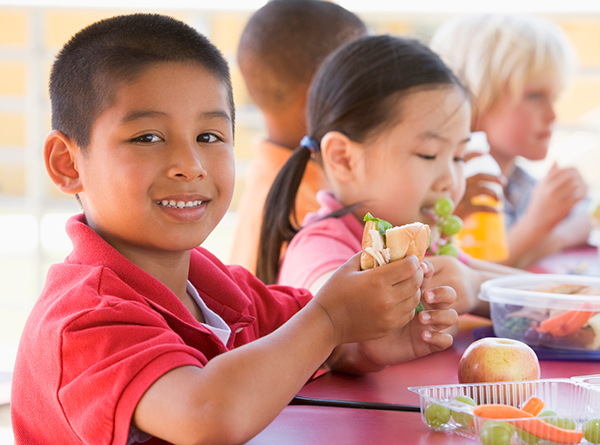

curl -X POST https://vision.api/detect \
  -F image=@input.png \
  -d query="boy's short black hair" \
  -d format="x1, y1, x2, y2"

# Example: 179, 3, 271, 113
50, 13, 234, 148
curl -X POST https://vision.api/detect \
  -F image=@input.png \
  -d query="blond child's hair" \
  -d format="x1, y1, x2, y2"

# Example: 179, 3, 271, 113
430, 14, 576, 120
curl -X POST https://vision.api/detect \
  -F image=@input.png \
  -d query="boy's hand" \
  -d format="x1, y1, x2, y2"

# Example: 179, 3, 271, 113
311, 252, 423, 346
528, 162, 587, 232
354, 284, 458, 369
325, 259, 457, 373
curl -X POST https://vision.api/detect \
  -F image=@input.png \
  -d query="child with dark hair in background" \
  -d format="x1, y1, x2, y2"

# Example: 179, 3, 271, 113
230, 0, 367, 274
11, 13, 458, 445
430, 14, 592, 269
258, 34, 523, 318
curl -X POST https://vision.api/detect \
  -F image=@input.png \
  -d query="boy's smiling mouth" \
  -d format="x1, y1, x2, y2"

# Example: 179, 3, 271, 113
156, 200, 204, 209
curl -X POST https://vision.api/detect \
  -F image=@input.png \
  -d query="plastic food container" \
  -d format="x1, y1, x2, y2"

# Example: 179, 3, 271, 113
479, 274, 600, 351
409, 378, 600, 444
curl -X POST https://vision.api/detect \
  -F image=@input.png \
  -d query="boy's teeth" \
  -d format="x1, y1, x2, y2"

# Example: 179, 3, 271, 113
157, 200, 203, 208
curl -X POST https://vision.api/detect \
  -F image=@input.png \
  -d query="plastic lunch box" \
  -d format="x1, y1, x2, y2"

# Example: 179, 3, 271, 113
409, 377, 600, 444
478, 274, 600, 351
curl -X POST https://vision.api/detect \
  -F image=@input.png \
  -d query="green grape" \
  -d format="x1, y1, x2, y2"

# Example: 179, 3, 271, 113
451, 395, 476, 428
425, 403, 451, 428
438, 243, 459, 258
480, 421, 515, 445
434, 197, 454, 218
538, 409, 558, 418
441, 215, 463, 236
544, 416, 576, 430
516, 427, 540, 444
584, 418, 600, 444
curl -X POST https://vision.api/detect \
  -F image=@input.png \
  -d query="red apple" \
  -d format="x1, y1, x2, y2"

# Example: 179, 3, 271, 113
458, 338, 540, 405
458, 337, 540, 384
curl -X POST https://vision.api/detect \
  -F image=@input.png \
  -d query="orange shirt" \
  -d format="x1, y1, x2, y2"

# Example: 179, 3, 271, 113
229, 139, 329, 274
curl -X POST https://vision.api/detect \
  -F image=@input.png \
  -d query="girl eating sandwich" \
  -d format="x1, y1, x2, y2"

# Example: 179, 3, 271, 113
257, 35, 523, 317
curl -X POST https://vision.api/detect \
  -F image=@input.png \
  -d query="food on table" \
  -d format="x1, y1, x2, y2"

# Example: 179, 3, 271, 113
472, 403, 584, 444
521, 397, 545, 416
493, 283, 600, 351
584, 418, 600, 444
361, 213, 430, 313
429, 197, 463, 258
425, 402, 451, 428
457, 338, 540, 387
479, 420, 514, 445
450, 395, 476, 428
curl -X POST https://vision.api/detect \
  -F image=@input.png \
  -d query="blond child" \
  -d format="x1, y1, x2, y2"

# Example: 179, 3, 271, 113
230, 0, 367, 274
257, 35, 523, 317
430, 14, 592, 269
11, 14, 458, 445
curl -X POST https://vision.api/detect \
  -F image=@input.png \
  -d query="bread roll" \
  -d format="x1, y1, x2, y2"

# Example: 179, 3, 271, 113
360, 220, 430, 270
387, 223, 430, 263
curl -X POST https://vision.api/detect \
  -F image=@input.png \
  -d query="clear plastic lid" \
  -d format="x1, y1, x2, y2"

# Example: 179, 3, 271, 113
479, 274, 600, 311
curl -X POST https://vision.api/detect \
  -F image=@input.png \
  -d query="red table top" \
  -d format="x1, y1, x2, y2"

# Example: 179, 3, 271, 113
249, 315, 600, 444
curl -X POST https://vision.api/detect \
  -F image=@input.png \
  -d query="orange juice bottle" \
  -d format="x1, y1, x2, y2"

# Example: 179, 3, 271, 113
455, 132, 509, 261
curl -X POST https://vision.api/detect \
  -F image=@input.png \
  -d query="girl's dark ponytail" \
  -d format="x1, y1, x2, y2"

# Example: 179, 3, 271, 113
256, 144, 314, 285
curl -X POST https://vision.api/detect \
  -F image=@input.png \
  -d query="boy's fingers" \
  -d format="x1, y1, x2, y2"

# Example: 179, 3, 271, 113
422, 286, 456, 307
367, 254, 422, 286
420, 308, 458, 329
421, 330, 454, 350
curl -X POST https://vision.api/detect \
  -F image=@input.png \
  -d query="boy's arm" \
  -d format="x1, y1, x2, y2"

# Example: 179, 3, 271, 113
504, 211, 592, 268
133, 253, 423, 445
502, 164, 588, 268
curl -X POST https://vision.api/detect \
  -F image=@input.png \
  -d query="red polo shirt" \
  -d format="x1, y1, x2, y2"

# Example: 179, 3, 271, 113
11, 214, 312, 445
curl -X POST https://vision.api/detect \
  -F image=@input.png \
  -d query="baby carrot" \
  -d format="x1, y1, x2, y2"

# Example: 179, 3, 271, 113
473, 404, 584, 444
518, 417, 583, 444
538, 302, 593, 337
521, 397, 545, 416
539, 310, 579, 333
549, 311, 594, 337
473, 404, 533, 419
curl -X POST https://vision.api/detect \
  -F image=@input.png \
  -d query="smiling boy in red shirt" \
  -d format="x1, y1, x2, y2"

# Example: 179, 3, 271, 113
11, 13, 457, 445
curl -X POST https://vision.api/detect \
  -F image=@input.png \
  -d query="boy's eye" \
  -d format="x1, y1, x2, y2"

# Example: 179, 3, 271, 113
197, 133, 221, 143
132, 134, 162, 143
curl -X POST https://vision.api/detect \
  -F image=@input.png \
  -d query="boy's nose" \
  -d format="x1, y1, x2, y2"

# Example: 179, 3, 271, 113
167, 141, 207, 180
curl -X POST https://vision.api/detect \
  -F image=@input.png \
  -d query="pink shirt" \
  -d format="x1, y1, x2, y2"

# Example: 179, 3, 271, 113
279, 191, 363, 288
278, 190, 470, 289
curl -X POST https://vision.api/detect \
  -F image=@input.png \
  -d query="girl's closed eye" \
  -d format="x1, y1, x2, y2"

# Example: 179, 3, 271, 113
197, 133, 222, 143
417, 153, 437, 160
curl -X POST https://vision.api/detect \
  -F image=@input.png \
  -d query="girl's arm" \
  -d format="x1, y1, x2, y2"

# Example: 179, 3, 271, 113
133, 254, 423, 445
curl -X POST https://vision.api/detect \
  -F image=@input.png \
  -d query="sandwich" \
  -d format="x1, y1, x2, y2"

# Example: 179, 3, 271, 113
360, 213, 431, 270
360, 213, 431, 314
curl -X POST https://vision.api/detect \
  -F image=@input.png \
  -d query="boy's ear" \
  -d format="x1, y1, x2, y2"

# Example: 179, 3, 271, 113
44, 130, 84, 195
320, 131, 357, 183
